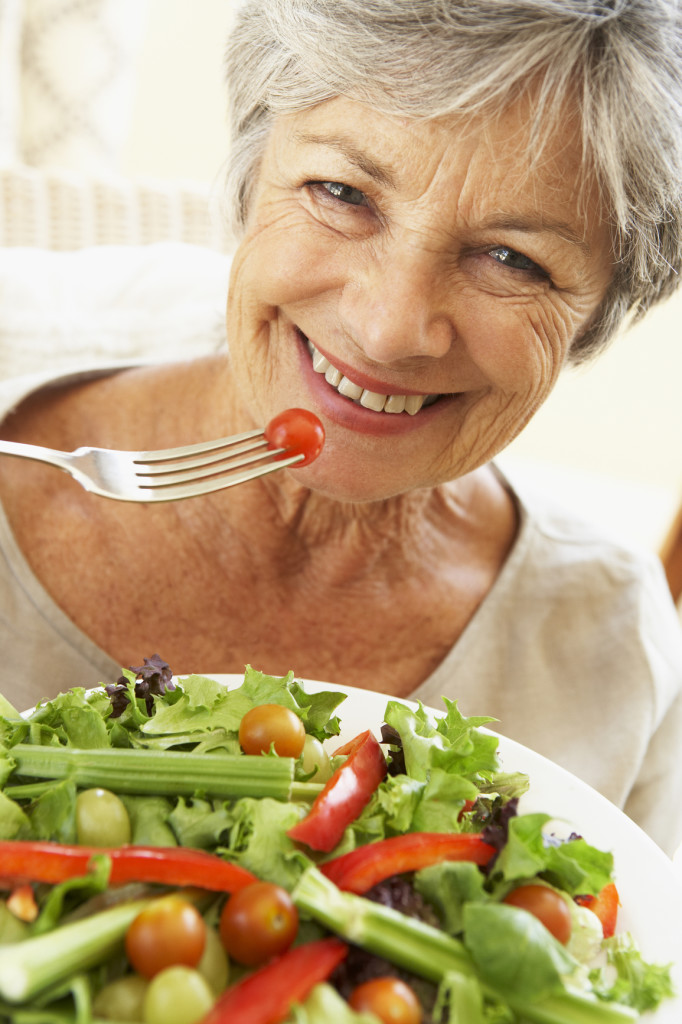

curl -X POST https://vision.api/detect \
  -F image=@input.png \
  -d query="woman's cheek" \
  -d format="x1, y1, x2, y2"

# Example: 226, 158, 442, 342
472, 295, 581, 396
239, 194, 349, 306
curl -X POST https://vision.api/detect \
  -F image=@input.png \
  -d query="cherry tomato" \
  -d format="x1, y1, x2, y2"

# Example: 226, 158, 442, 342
502, 883, 572, 945
219, 881, 298, 967
125, 896, 207, 979
238, 704, 306, 758
348, 977, 423, 1024
264, 408, 325, 467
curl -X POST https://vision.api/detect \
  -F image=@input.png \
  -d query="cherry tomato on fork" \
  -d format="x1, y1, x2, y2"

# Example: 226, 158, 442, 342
264, 408, 325, 466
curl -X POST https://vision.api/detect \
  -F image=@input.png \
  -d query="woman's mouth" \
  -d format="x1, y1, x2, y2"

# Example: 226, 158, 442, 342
304, 337, 442, 415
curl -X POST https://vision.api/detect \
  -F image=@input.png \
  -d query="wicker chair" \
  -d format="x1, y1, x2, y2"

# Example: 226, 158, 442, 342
0, 164, 229, 251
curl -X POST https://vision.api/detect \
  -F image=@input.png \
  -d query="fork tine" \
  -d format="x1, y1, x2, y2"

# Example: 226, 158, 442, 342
134, 428, 265, 463
134, 438, 271, 479
134, 450, 304, 502
134, 442, 281, 486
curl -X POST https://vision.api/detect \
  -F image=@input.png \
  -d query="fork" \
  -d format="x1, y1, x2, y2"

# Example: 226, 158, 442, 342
0, 429, 305, 502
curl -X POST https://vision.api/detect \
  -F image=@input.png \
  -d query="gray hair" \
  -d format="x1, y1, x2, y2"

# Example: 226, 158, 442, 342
224, 0, 682, 362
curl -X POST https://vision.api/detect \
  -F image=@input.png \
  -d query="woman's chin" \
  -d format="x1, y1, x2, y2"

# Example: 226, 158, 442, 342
285, 455, 432, 505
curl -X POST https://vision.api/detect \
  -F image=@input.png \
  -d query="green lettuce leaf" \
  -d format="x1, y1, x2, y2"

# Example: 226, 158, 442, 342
492, 814, 614, 896
168, 796, 233, 850
463, 902, 577, 1001
140, 668, 344, 746
383, 699, 500, 784
590, 934, 675, 1012
121, 794, 178, 846
28, 778, 77, 843
0, 789, 33, 839
140, 674, 253, 737
220, 796, 311, 890
415, 860, 492, 935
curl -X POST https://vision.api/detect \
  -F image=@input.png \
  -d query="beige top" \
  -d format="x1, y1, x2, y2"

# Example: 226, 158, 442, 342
0, 366, 681, 856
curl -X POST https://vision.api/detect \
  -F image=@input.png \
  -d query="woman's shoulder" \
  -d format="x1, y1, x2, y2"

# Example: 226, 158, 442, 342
496, 460, 681, 689
495, 459, 668, 589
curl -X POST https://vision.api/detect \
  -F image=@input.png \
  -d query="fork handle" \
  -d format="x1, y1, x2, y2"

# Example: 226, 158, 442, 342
0, 439, 74, 475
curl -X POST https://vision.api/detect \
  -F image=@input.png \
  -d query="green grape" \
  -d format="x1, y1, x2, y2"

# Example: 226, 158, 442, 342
197, 924, 229, 994
92, 973, 148, 1021
76, 787, 132, 846
143, 966, 215, 1024
301, 734, 333, 782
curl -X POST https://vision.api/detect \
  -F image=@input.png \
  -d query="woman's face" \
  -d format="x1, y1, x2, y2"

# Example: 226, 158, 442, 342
227, 95, 613, 501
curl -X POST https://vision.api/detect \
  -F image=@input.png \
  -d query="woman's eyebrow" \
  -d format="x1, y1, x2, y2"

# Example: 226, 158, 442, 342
290, 130, 397, 188
290, 131, 593, 256
479, 215, 593, 257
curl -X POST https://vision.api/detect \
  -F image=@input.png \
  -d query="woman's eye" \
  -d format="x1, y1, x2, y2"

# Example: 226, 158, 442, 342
318, 181, 368, 206
489, 246, 547, 277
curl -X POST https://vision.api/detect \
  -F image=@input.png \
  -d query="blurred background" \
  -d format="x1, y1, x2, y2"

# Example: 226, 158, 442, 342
0, 0, 680, 578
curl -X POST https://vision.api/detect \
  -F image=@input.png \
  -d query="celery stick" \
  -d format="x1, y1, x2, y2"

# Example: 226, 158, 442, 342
0, 898, 153, 1002
292, 868, 637, 1024
3, 781, 55, 800
293, 863, 477, 984
8, 744, 322, 801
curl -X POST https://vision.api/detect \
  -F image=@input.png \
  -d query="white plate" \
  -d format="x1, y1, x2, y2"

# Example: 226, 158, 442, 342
211, 674, 682, 1022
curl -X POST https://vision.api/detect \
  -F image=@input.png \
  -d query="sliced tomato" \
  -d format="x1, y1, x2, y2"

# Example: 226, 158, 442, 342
575, 881, 619, 938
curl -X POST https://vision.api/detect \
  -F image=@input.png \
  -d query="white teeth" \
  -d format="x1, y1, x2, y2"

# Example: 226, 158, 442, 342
306, 339, 438, 415
312, 350, 330, 373
325, 365, 343, 388
337, 376, 364, 400
404, 395, 425, 416
384, 395, 406, 414
360, 390, 387, 412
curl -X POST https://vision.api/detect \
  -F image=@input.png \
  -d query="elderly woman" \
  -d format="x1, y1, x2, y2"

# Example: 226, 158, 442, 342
0, 0, 680, 855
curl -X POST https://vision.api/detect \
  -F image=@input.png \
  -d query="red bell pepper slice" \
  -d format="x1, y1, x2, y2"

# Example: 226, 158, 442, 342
200, 937, 348, 1024
575, 881, 619, 938
287, 730, 388, 853
0, 841, 256, 893
320, 831, 497, 893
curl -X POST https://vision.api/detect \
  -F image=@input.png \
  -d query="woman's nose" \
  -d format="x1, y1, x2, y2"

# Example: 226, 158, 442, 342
337, 243, 456, 363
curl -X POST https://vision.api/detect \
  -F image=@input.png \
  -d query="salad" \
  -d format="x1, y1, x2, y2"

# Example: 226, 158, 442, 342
0, 657, 675, 1024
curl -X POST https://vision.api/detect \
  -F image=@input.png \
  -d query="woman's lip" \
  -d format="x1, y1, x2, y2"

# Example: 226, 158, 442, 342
298, 331, 441, 398
295, 332, 455, 436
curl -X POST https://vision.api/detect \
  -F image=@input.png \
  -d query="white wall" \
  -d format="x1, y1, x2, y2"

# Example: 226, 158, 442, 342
120, 0, 682, 551
120, 0, 235, 185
